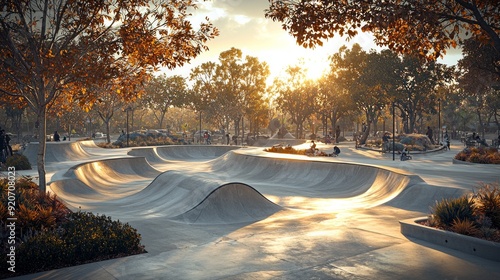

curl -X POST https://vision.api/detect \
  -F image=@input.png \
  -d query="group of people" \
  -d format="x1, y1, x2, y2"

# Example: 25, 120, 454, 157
308, 140, 341, 157
0, 128, 13, 164
470, 132, 490, 147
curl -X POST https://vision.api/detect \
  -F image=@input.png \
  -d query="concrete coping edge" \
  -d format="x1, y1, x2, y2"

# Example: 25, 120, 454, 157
400, 217, 500, 262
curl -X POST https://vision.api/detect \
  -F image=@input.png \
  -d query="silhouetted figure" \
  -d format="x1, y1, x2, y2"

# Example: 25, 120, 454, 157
54, 131, 60, 142
444, 131, 450, 150
330, 146, 340, 157
426, 126, 433, 144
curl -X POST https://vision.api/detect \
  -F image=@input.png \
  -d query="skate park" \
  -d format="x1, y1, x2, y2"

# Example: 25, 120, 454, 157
12, 138, 500, 279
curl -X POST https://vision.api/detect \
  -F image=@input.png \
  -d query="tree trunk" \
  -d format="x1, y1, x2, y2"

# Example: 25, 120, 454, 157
37, 106, 47, 193
360, 120, 372, 145
105, 119, 111, 143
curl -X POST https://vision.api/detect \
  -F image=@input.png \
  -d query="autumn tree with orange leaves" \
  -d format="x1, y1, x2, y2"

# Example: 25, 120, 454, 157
265, 0, 500, 68
0, 0, 218, 192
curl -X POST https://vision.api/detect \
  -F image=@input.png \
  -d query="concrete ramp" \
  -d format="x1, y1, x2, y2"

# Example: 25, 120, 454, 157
48, 146, 426, 225
207, 150, 424, 210
55, 157, 161, 203
22, 141, 94, 165
155, 145, 240, 160
50, 179, 104, 203
76, 170, 283, 224
128, 147, 168, 164
78, 140, 100, 149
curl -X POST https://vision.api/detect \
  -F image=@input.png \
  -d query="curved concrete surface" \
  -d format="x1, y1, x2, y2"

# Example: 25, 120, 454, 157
50, 157, 161, 208
22, 141, 94, 165
127, 147, 168, 164
170, 182, 283, 224
155, 145, 240, 160
11, 141, 500, 280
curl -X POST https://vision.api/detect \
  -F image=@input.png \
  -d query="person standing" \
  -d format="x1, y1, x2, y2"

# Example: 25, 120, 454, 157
335, 125, 341, 143
0, 129, 6, 163
382, 132, 390, 152
54, 131, 61, 141
444, 131, 450, 150
426, 126, 433, 144
4, 130, 12, 156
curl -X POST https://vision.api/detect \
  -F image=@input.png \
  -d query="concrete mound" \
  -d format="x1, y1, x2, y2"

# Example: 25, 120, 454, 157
170, 183, 283, 224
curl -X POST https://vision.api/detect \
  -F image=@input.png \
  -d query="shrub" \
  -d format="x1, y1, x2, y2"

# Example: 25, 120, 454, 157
13, 211, 145, 274
0, 178, 145, 277
450, 218, 480, 237
427, 183, 500, 242
455, 147, 500, 164
105, 134, 178, 148
430, 196, 476, 228
5, 154, 31, 170
61, 212, 145, 262
264, 145, 306, 155
473, 183, 500, 228
17, 231, 73, 271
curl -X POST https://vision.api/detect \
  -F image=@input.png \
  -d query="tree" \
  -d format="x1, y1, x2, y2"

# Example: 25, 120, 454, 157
329, 45, 395, 144
189, 48, 269, 138
316, 75, 352, 137
457, 38, 500, 135
394, 56, 453, 134
0, 0, 218, 192
235, 55, 270, 138
265, 0, 500, 66
93, 88, 123, 144
189, 61, 219, 137
141, 75, 187, 129
273, 65, 318, 138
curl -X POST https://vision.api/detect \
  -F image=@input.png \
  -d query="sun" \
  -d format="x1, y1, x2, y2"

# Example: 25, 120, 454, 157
303, 58, 330, 81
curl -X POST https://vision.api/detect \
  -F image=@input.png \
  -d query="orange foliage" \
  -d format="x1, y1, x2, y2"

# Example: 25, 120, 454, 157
265, 0, 500, 62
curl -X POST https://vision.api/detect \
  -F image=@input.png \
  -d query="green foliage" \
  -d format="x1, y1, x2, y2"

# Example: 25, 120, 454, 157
13, 211, 145, 274
430, 196, 475, 228
17, 232, 73, 271
62, 212, 145, 262
4, 154, 31, 170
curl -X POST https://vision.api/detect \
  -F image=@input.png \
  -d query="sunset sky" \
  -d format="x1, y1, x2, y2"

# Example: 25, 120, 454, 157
161, 0, 462, 83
